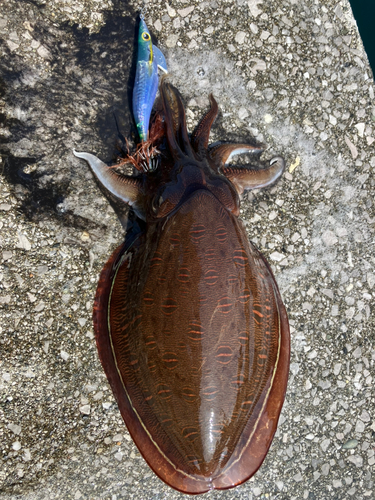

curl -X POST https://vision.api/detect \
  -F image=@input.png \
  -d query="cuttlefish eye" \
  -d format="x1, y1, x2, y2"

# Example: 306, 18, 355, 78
142, 32, 151, 41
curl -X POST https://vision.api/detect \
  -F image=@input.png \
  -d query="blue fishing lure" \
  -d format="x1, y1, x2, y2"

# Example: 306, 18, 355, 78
133, 15, 168, 142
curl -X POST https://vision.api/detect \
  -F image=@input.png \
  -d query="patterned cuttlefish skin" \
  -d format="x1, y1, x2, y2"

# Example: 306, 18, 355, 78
73, 81, 290, 495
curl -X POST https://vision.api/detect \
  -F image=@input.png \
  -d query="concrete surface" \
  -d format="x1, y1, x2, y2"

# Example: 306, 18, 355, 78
0, 0, 374, 498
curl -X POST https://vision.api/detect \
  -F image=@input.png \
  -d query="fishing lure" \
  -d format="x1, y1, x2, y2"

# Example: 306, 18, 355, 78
133, 14, 168, 143
73, 80, 290, 494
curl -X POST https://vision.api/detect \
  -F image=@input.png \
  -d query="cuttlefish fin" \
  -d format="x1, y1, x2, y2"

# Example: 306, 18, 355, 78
191, 94, 218, 158
73, 150, 145, 219
221, 156, 285, 195
153, 45, 168, 73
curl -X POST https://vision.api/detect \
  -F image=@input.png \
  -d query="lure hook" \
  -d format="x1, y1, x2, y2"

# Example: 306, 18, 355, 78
140, 3, 147, 20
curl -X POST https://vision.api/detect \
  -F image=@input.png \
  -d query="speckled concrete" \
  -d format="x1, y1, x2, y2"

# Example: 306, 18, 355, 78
0, 0, 374, 499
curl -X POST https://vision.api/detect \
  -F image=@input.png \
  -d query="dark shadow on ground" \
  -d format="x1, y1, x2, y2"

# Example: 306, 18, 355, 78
0, 0, 155, 229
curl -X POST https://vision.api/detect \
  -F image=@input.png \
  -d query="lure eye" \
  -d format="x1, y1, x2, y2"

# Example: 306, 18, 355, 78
142, 32, 151, 42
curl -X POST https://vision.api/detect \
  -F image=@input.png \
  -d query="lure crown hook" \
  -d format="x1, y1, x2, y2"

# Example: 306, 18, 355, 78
139, 4, 147, 20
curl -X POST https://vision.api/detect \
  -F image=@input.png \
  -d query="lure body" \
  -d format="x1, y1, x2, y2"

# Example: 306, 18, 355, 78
74, 81, 289, 494
133, 16, 167, 142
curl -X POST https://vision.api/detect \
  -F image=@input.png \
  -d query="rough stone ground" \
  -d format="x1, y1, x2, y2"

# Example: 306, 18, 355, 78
0, 0, 374, 499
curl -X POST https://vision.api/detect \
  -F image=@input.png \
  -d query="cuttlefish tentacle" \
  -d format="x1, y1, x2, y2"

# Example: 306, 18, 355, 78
221, 156, 285, 195
191, 93, 218, 158
73, 150, 145, 218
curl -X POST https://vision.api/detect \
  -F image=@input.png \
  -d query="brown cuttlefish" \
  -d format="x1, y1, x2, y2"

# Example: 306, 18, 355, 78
73, 80, 290, 494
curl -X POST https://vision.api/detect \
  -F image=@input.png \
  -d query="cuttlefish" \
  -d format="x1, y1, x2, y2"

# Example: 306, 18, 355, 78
73, 80, 290, 494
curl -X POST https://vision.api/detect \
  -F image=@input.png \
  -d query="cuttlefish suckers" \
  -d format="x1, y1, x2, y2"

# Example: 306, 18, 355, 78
133, 16, 168, 142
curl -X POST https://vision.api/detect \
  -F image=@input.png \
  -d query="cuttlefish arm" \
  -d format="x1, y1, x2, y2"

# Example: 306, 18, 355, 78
73, 150, 145, 219
209, 143, 285, 195
221, 155, 285, 195
189, 92, 285, 194
160, 80, 195, 159
191, 94, 218, 158
209, 143, 264, 165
